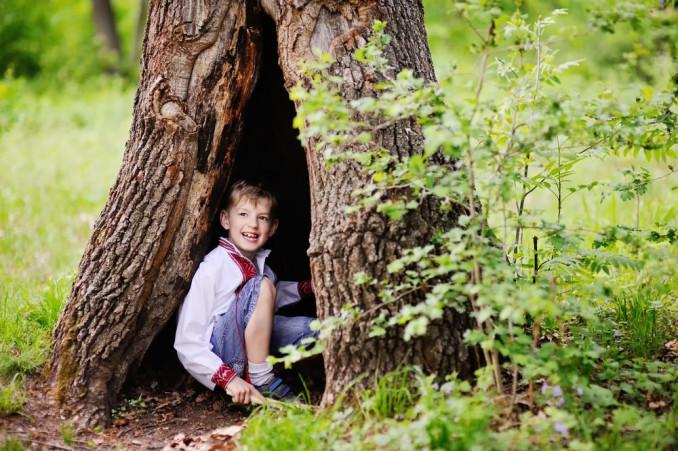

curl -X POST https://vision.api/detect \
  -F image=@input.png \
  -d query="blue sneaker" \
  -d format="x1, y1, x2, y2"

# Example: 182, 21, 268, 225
255, 377, 297, 401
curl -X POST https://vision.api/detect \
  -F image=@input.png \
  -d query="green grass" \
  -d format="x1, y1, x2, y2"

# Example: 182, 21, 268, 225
0, 78, 132, 401
60, 422, 75, 446
0, 437, 24, 451
358, 367, 415, 420
240, 405, 348, 451
0, 276, 72, 377
0, 375, 26, 416
613, 286, 670, 358
0, 79, 130, 285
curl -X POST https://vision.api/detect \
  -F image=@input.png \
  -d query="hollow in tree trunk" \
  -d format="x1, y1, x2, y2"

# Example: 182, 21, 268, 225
50, 0, 474, 427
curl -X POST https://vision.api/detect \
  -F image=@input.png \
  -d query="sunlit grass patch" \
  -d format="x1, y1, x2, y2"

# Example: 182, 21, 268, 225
358, 367, 416, 420
613, 286, 670, 358
240, 404, 349, 451
26, 274, 72, 330
367, 373, 497, 450
0, 375, 26, 416
0, 275, 72, 378
0, 81, 131, 285
240, 370, 420, 450
0, 436, 24, 451
0, 80, 132, 396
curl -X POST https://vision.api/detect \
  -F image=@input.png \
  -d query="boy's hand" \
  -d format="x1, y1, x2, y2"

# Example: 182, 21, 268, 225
225, 376, 259, 404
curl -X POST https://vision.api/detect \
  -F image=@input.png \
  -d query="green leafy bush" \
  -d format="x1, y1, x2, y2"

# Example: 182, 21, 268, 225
259, 2, 677, 448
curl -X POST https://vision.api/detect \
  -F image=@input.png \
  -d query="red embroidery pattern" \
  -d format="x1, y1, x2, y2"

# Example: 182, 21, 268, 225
211, 363, 237, 389
298, 280, 314, 298
219, 237, 256, 377
219, 238, 257, 289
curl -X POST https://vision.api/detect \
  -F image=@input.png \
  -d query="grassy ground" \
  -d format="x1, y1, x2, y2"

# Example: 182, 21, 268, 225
0, 79, 132, 408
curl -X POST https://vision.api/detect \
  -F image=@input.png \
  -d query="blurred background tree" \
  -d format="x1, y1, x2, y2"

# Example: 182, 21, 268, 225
91, 0, 122, 68
0, 0, 143, 84
0, 0, 674, 90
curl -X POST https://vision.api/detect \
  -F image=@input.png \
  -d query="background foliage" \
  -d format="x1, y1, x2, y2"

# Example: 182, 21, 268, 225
265, 1, 677, 449
0, 0, 139, 83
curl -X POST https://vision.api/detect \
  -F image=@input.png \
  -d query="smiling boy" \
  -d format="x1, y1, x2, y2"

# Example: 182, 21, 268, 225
174, 180, 315, 403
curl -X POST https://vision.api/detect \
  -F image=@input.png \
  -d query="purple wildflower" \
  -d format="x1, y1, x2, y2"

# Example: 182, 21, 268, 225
554, 422, 569, 436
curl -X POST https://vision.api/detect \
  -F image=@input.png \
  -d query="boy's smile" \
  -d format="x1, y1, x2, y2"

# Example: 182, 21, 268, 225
220, 197, 278, 259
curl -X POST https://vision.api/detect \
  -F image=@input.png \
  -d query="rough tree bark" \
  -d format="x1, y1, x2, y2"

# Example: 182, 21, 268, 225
263, 0, 474, 404
51, 1, 261, 427
50, 0, 474, 427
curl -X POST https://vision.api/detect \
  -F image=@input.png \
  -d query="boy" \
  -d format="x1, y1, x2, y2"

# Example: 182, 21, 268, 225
174, 180, 315, 404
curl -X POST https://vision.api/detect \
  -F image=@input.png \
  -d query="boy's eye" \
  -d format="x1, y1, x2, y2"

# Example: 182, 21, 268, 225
258, 216, 270, 222
238, 212, 247, 216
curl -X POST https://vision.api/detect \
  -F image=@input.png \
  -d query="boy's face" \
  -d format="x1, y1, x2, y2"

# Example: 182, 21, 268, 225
220, 196, 278, 259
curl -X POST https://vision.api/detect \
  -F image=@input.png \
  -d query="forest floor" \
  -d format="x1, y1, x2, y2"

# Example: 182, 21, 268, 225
1, 356, 325, 450
1, 376, 249, 450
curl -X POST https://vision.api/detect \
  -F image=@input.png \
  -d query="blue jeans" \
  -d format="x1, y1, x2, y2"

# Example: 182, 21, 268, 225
209, 275, 316, 378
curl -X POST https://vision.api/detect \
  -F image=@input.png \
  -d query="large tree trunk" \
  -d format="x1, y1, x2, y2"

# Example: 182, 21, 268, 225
50, 0, 474, 427
51, 1, 261, 427
265, 0, 474, 404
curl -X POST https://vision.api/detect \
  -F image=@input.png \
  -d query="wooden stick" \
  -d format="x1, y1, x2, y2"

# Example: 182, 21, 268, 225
225, 388, 285, 409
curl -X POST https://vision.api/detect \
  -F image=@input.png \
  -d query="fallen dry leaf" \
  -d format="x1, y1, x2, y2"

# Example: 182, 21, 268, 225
162, 424, 243, 451
649, 400, 667, 410
113, 418, 129, 427
210, 425, 244, 440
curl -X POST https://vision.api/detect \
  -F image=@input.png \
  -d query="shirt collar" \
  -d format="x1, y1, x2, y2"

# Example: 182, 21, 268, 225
218, 237, 271, 273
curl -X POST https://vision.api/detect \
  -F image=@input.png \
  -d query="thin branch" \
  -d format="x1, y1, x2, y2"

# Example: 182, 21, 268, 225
469, 21, 496, 126
460, 15, 489, 45
533, 18, 542, 100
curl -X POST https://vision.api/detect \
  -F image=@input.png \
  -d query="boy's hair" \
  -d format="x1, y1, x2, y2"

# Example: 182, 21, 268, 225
224, 180, 279, 219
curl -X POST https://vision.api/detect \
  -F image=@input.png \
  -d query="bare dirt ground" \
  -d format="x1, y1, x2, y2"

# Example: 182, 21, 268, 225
1, 376, 250, 450
1, 356, 325, 450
